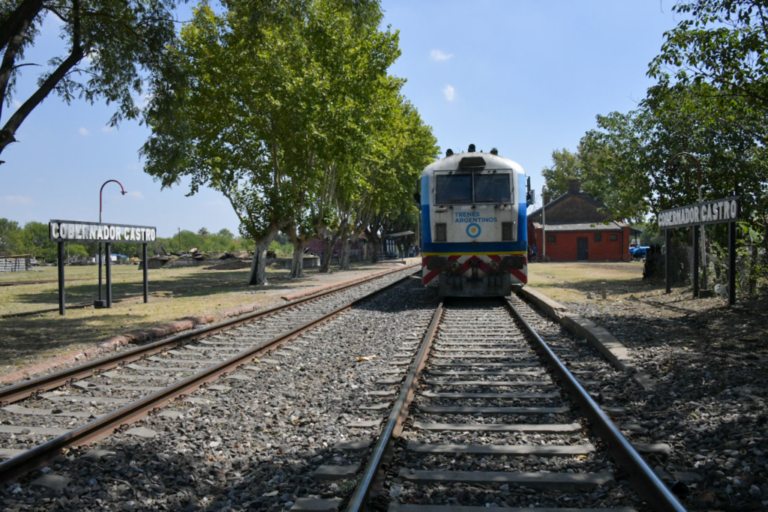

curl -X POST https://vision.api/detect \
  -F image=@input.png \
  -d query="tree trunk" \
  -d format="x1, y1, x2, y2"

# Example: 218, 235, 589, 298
319, 238, 333, 273
340, 238, 352, 270
319, 235, 338, 273
248, 235, 274, 286
371, 239, 381, 263
289, 238, 306, 278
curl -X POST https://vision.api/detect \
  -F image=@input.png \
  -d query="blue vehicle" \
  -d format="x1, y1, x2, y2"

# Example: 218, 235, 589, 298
630, 246, 649, 259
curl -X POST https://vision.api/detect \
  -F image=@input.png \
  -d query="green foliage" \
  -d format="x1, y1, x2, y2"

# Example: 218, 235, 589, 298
648, 0, 768, 112
0, 217, 253, 261
21, 221, 57, 261
142, 0, 437, 280
0, 218, 23, 254
67, 243, 88, 258
268, 240, 293, 257
541, 148, 583, 198
0, 0, 182, 156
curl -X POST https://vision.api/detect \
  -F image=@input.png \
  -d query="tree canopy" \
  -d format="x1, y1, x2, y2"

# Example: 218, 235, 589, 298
649, 0, 768, 112
0, 0, 183, 159
142, 0, 437, 283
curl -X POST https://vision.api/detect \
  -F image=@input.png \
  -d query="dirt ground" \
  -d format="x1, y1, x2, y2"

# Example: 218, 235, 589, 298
527, 261, 767, 360
0, 260, 414, 377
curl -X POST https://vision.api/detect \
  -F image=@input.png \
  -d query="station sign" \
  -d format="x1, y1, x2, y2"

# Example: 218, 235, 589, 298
49, 220, 157, 243
658, 197, 739, 229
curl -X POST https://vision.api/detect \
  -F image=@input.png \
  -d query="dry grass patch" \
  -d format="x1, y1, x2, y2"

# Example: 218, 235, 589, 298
527, 261, 659, 303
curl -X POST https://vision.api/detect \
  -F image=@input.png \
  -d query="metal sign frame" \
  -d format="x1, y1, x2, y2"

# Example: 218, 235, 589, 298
658, 198, 738, 306
49, 220, 155, 316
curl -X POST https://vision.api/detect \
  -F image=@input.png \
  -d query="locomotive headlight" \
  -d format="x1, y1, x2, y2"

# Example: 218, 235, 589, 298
450, 261, 461, 274
489, 261, 500, 272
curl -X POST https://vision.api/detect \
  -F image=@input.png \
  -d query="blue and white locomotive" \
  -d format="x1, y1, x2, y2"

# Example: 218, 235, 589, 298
420, 145, 533, 297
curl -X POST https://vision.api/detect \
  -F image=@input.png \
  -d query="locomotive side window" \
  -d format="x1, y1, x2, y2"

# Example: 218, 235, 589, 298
474, 174, 511, 203
436, 175, 472, 204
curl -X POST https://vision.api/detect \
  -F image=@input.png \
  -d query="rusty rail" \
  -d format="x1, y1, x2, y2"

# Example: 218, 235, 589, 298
504, 298, 686, 512
0, 264, 418, 404
0, 267, 418, 483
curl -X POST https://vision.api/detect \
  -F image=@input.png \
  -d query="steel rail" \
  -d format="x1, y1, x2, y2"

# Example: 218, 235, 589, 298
504, 298, 687, 512
346, 298, 444, 512
0, 268, 418, 484
0, 264, 419, 404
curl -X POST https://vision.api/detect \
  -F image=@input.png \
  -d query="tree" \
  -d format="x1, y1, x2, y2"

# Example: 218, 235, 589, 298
649, 0, 768, 112
541, 148, 583, 198
217, 228, 234, 239
197, 227, 209, 237
142, 0, 415, 284
21, 220, 57, 261
0, 218, 23, 254
0, 0, 181, 159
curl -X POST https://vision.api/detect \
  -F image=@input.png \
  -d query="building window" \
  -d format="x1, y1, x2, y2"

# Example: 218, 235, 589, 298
609, 234, 618, 241
546, 234, 556, 243
594, 233, 602, 242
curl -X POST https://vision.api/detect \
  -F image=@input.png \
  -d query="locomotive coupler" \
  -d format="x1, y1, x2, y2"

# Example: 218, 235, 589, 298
469, 259, 481, 282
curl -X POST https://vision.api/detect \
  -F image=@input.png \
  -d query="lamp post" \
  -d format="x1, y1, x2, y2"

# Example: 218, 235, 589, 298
666, 152, 707, 297
96, 180, 127, 308
541, 187, 547, 262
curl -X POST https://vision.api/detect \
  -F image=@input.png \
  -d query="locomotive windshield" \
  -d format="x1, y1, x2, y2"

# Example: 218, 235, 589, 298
436, 175, 472, 204
474, 174, 511, 203
435, 172, 512, 204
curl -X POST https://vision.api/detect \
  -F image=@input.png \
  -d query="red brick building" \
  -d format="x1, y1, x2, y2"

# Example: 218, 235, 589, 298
528, 179, 631, 262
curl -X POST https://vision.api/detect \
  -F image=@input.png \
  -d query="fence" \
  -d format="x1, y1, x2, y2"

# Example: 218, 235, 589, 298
0, 255, 33, 273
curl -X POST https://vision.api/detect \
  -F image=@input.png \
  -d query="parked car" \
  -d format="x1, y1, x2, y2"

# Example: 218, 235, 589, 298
630, 246, 650, 259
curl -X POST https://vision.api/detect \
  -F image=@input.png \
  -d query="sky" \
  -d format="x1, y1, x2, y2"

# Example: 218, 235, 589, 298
0, 1, 682, 238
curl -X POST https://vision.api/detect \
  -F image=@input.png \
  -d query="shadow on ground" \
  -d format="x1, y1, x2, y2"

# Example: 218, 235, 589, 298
9, 267, 369, 306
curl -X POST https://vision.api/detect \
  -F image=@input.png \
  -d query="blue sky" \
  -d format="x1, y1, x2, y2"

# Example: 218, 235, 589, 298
0, 1, 680, 237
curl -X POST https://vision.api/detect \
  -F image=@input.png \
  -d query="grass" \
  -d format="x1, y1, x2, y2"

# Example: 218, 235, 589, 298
0, 261, 401, 376
527, 261, 661, 303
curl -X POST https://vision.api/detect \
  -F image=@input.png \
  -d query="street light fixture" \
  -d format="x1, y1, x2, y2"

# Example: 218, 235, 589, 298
95, 180, 127, 308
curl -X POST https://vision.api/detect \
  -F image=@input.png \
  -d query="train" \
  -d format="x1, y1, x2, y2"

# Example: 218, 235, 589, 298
420, 145, 533, 297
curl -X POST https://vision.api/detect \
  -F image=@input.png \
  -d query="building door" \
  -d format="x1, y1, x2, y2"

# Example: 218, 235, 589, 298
577, 237, 589, 260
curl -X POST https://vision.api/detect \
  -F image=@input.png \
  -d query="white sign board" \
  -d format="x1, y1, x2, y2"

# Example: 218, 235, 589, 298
49, 220, 157, 244
658, 197, 739, 229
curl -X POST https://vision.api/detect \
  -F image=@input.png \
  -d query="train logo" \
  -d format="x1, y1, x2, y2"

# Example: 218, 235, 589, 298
466, 223, 481, 238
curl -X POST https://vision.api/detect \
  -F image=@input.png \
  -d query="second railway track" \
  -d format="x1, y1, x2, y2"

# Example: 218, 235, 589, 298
0, 264, 418, 482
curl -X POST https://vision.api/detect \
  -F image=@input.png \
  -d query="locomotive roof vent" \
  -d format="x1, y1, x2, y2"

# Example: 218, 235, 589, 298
446, 148, 454, 157
458, 156, 486, 169
468, 143, 476, 152
490, 148, 498, 155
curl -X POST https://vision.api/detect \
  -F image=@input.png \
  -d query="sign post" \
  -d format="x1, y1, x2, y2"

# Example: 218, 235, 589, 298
49, 220, 157, 315
57, 242, 65, 315
658, 197, 739, 305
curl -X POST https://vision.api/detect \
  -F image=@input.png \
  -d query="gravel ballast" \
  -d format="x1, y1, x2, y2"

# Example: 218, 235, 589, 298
521, 287, 768, 511
1, 274, 437, 511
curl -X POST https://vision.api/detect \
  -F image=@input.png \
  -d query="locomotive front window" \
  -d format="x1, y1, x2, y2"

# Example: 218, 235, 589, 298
474, 174, 511, 203
436, 175, 473, 204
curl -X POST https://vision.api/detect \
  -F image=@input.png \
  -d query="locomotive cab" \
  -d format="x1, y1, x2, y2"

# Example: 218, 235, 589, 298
421, 147, 529, 297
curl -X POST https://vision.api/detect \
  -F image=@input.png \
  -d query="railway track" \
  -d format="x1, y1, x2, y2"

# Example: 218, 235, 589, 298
0, 264, 418, 483
342, 297, 685, 512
